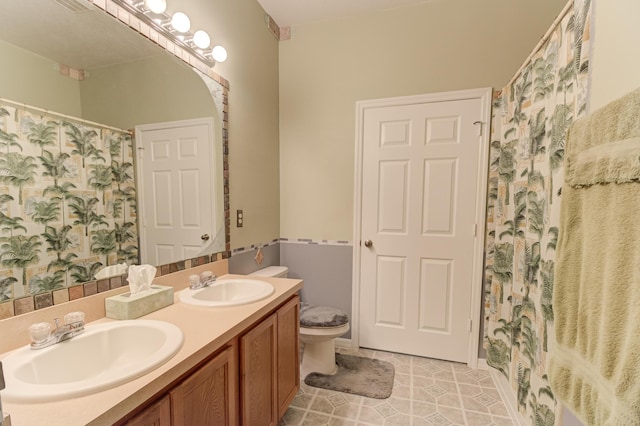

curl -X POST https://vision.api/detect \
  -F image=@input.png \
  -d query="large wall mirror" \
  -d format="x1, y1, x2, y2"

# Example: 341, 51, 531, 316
0, 0, 228, 316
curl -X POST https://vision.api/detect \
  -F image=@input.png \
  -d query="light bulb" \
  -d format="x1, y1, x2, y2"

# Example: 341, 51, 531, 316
193, 30, 211, 49
144, 0, 166, 14
211, 45, 227, 63
171, 12, 191, 33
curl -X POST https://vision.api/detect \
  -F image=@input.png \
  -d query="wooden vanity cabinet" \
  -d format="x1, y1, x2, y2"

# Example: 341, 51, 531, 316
170, 344, 238, 426
240, 313, 278, 425
276, 296, 300, 418
125, 344, 238, 426
124, 295, 299, 426
240, 295, 300, 426
125, 394, 171, 426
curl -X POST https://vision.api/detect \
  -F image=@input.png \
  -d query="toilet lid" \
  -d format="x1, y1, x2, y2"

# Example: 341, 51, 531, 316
300, 303, 349, 328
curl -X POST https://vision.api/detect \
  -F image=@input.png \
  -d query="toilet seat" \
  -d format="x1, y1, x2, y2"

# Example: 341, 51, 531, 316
300, 303, 349, 328
299, 322, 350, 336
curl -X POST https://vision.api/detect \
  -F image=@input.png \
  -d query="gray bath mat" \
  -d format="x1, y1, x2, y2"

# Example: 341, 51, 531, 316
304, 354, 395, 399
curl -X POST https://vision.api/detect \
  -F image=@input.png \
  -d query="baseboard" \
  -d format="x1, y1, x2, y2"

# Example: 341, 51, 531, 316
335, 337, 356, 349
486, 362, 527, 426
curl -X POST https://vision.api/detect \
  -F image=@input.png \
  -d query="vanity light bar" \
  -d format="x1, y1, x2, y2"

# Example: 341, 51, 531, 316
112, 0, 223, 67
144, 0, 166, 14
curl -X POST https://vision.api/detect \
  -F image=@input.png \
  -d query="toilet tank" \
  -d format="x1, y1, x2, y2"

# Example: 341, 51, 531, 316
249, 266, 288, 278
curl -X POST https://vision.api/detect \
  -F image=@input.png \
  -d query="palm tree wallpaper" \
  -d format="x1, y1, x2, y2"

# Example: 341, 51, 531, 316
0, 103, 138, 301
483, 1, 591, 424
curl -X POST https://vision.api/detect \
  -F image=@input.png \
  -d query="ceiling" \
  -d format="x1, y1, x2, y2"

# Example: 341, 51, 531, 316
256, 0, 434, 27
1, 0, 441, 69
0, 0, 162, 70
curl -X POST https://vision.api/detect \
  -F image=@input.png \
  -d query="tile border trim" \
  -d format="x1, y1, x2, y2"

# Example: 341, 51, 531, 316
231, 239, 280, 255
279, 238, 352, 246
0, 251, 229, 321
230, 238, 353, 256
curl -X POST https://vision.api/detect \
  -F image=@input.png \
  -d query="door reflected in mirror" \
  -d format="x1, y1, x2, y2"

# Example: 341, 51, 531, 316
136, 117, 224, 266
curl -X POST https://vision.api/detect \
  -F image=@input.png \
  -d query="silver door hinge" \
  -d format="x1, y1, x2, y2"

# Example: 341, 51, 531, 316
468, 319, 472, 332
472, 224, 477, 236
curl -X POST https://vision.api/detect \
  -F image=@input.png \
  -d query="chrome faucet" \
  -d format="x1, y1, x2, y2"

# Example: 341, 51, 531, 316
188, 271, 217, 290
29, 317, 85, 350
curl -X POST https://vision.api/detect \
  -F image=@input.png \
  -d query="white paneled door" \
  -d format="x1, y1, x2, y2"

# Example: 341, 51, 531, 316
356, 89, 490, 363
136, 118, 215, 266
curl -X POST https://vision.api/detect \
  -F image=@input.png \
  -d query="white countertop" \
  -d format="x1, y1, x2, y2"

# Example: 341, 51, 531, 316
1, 271, 303, 426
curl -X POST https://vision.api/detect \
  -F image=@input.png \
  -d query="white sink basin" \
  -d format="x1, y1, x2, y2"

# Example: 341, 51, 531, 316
1, 320, 183, 402
179, 279, 275, 307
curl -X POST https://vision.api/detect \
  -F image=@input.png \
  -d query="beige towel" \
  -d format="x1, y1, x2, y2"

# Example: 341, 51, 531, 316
549, 87, 640, 425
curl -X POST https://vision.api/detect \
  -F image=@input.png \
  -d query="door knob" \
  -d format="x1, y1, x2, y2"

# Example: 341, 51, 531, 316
364, 240, 373, 248
201, 234, 210, 241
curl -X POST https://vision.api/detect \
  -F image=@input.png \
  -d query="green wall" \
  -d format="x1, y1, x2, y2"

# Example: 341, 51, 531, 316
0, 41, 215, 131
278, 0, 570, 241
184, 0, 281, 250
0, 41, 82, 117
80, 54, 214, 130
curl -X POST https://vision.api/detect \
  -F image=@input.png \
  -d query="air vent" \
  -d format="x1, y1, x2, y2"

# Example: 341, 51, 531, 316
54, 0, 96, 14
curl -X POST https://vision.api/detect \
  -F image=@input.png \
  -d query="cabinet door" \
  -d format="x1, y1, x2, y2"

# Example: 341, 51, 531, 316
277, 295, 300, 418
170, 344, 238, 426
125, 394, 171, 426
241, 313, 278, 426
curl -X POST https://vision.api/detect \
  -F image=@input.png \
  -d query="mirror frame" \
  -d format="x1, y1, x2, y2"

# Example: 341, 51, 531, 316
0, 0, 231, 319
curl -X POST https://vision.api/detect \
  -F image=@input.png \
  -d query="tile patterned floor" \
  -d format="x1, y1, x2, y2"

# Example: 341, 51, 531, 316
280, 347, 515, 426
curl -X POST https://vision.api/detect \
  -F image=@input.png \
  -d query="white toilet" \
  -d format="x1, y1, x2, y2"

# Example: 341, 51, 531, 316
250, 265, 350, 378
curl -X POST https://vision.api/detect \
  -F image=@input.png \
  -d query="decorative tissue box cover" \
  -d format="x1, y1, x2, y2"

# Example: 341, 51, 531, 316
105, 285, 174, 320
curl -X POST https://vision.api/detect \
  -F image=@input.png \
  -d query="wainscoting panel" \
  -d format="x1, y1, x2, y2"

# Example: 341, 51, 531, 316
280, 241, 353, 339
228, 242, 280, 275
